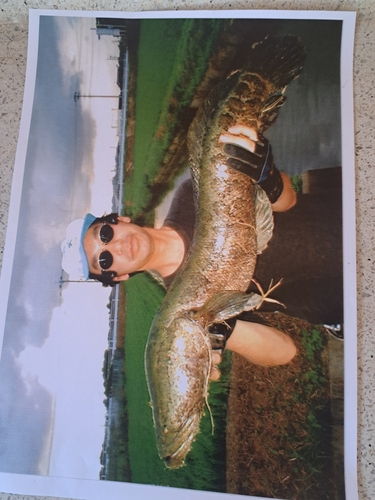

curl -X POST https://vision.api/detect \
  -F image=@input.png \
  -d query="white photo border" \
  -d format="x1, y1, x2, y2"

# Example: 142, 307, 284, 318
0, 8, 357, 500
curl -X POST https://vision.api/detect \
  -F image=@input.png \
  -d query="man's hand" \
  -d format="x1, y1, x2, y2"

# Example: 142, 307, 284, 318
210, 351, 222, 381
219, 124, 296, 210
219, 125, 273, 184
219, 124, 260, 152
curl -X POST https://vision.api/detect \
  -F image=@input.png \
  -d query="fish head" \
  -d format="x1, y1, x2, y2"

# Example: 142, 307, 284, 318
161, 412, 203, 469
147, 314, 211, 469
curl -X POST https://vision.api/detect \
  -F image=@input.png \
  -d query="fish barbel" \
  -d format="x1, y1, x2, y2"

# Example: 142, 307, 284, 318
145, 35, 305, 468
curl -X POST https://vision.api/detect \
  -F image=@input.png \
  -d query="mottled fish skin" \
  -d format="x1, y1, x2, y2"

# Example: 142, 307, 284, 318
146, 315, 212, 469
145, 35, 306, 468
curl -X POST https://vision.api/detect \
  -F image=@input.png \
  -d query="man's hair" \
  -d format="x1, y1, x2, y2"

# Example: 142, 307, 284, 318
89, 270, 117, 287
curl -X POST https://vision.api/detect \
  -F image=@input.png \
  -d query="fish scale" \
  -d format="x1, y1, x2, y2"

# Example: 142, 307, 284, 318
145, 34, 306, 468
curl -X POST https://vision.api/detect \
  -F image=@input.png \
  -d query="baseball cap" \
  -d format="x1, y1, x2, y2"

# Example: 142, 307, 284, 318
61, 213, 96, 280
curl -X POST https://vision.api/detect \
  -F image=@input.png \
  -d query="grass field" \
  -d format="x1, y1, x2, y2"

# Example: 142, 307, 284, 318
124, 18, 224, 219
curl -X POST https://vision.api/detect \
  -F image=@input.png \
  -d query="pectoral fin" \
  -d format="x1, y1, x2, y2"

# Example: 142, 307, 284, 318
255, 184, 274, 254
191, 290, 263, 325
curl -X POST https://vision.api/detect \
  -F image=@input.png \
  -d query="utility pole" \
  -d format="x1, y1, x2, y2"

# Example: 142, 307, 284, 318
74, 91, 120, 102
59, 277, 99, 288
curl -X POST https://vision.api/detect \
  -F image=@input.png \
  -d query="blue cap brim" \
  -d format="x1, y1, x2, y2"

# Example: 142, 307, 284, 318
79, 213, 96, 279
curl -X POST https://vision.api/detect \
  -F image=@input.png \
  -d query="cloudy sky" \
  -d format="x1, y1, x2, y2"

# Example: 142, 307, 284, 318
0, 15, 121, 479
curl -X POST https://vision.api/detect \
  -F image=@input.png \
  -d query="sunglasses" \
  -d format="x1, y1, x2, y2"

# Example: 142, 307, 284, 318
98, 223, 114, 270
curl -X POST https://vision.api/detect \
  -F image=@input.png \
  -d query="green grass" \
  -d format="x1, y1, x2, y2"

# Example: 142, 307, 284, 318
291, 173, 303, 194
131, 20, 185, 175
125, 18, 224, 218
292, 327, 332, 485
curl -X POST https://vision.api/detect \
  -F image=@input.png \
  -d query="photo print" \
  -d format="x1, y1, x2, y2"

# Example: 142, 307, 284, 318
0, 9, 357, 500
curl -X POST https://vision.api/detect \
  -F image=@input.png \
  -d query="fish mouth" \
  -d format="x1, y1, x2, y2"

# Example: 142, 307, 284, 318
162, 436, 194, 469
161, 413, 200, 469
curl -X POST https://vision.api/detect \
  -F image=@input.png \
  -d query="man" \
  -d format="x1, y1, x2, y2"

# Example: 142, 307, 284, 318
62, 125, 300, 379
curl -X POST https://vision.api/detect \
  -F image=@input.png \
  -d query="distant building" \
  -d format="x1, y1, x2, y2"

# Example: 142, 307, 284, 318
95, 18, 127, 39
97, 27, 121, 38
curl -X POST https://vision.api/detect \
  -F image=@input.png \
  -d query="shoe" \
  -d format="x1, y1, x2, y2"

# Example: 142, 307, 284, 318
323, 323, 344, 341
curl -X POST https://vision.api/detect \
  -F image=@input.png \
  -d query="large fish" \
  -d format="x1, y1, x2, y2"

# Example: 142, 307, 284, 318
145, 35, 305, 468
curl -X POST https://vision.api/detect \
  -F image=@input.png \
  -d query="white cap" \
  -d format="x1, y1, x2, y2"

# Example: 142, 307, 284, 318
61, 214, 96, 280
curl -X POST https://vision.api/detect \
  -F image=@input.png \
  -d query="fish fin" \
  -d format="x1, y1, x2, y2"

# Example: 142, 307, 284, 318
255, 184, 274, 254
251, 278, 286, 310
146, 270, 167, 291
192, 290, 264, 325
188, 35, 305, 177
192, 280, 285, 324
243, 35, 306, 133
244, 35, 306, 91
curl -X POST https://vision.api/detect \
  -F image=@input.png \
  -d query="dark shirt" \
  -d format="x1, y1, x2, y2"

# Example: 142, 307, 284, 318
162, 178, 343, 325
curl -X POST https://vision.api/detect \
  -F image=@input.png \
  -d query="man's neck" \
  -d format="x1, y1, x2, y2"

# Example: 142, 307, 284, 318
143, 226, 185, 278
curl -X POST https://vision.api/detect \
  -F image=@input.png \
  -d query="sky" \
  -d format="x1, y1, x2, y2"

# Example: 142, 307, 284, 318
0, 16, 122, 479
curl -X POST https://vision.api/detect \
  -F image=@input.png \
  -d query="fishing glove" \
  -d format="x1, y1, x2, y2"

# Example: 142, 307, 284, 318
208, 312, 271, 351
222, 135, 284, 204
208, 318, 237, 351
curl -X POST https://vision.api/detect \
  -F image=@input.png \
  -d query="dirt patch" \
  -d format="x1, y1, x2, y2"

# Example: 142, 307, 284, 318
226, 312, 338, 500
123, 20, 139, 179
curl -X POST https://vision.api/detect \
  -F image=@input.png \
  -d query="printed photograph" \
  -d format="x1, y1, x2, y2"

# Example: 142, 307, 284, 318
0, 11, 354, 500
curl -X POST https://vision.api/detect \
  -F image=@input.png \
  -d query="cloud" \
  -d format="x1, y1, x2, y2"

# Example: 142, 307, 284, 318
0, 15, 120, 479
0, 348, 54, 475
3, 246, 62, 355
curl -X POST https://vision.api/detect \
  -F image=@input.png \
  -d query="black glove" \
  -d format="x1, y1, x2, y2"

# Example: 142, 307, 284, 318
208, 312, 273, 350
222, 135, 273, 183
222, 135, 284, 204
208, 317, 237, 351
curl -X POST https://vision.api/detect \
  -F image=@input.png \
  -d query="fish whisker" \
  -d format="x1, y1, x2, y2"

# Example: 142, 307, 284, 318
190, 316, 215, 435
252, 277, 286, 309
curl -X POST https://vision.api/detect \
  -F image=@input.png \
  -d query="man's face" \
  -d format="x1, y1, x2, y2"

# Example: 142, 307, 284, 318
83, 216, 153, 281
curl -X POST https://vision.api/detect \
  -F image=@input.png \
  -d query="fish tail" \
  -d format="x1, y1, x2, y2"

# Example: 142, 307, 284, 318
187, 34, 306, 178
241, 34, 306, 131
244, 34, 306, 89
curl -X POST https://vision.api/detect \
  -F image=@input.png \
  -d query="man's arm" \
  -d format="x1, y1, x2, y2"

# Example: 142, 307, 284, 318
209, 320, 296, 380
226, 319, 297, 365
271, 172, 297, 212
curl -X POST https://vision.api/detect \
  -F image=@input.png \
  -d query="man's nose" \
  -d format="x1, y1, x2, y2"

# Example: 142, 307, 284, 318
108, 237, 123, 255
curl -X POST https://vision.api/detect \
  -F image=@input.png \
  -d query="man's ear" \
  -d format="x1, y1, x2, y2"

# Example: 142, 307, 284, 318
113, 273, 130, 282
117, 215, 131, 223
